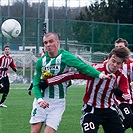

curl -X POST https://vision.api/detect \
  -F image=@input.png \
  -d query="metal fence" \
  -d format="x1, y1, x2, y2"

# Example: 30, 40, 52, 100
0, 17, 132, 55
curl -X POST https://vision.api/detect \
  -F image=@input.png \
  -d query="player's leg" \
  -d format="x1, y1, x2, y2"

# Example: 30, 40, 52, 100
30, 98, 47, 132
129, 104, 133, 112
129, 113, 133, 130
31, 122, 43, 133
0, 78, 3, 89
118, 103, 132, 130
118, 103, 133, 129
28, 81, 33, 95
0, 76, 9, 107
80, 104, 99, 133
44, 125, 55, 133
129, 104, 133, 130
44, 99, 66, 133
102, 107, 125, 133
0, 79, 4, 94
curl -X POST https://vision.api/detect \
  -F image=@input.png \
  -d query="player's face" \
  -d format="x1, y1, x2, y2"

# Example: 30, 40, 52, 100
43, 34, 60, 57
107, 55, 123, 73
115, 42, 125, 48
4, 47, 10, 56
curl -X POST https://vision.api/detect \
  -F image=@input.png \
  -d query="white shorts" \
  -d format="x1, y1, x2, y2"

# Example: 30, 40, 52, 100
29, 98, 66, 131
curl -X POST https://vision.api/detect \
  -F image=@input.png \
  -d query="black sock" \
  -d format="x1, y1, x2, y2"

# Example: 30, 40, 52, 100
28, 83, 33, 91
0, 93, 7, 104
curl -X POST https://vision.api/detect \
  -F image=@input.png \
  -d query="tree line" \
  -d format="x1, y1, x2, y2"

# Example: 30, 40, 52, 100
1, 0, 132, 23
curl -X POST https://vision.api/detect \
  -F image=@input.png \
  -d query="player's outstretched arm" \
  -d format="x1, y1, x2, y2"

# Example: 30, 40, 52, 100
39, 71, 115, 90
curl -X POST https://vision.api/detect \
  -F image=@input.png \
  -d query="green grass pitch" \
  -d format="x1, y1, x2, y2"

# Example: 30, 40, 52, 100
0, 84, 132, 133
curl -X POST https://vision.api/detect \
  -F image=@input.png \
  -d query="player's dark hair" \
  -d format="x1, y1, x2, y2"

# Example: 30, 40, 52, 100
3, 45, 10, 50
115, 38, 128, 47
108, 47, 130, 62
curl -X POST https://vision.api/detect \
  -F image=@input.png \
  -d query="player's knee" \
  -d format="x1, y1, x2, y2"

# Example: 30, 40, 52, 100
31, 123, 43, 133
31, 128, 41, 133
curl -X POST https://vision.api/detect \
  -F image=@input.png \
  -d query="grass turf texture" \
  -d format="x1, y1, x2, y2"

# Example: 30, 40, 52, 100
0, 84, 132, 133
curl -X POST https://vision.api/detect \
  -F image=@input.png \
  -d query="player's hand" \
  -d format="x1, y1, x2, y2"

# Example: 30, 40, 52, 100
102, 73, 116, 79
39, 101, 49, 108
114, 87, 123, 97
2, 67, 8, 71
41, 71, 52, 80
122, 94, 131, 100
28, 89, 31, 95
130, 82, 133, 86
39, 79, 48, 90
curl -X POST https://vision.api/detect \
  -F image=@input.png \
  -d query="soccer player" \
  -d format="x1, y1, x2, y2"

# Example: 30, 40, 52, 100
102, 38, 133, 130
114, 38, 133, 130
29, 32, 114, 133
39, 47, 131, 133
0, 45, 17, 108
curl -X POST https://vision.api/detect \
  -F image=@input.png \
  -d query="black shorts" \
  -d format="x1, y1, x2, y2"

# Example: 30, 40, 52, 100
118, 103, 133, 130
80, 104, 125, 133
129, 104, 133, 112
0, 76, 10, 94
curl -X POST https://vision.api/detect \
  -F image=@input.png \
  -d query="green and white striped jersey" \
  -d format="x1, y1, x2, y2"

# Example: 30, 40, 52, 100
33, 49, 101, 99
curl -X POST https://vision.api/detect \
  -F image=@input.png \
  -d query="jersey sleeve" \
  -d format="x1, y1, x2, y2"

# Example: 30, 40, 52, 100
119, 75, 130, 95
46, 71, 90, 86
62, 50, 101, 78
33, 58, 43, 100
117, 74, 131, 101
9, 58, 17, 70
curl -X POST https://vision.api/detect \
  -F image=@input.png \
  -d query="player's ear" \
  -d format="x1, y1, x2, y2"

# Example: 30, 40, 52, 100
57, 40, 60, 45
56, 40, 60, 47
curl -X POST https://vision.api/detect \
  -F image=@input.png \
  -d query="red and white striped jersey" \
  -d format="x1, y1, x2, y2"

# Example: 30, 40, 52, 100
0, 54, 16, 77
101, 58, 133, 104
84, 62, 131, 108
122, 59, 133, 84
46, 62, 131, 108
120, 59, 133, 103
